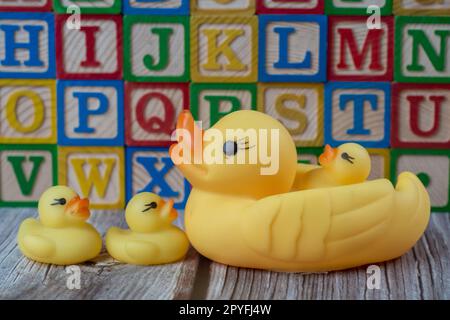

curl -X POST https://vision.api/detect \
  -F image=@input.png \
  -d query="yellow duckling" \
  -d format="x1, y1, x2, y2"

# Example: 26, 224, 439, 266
105, 193, 189, 266
170, 110, 430, 272
17, 186, 102, 265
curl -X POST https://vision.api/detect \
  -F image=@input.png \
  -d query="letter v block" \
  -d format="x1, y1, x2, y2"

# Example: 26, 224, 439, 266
325, 0, 393, 15
192, 0, 255, 15
0, 145, 57, 207
59, 147, 125, 209
126, 147, 190, 210
396, 16, 450, 83
1, 0, 52, 11
257, 0, 324, 14
56, 15, 122, 79
124, 15, 189, 82
394, 0, 450, 16
53, 0, 121, 13
124, 0, 189, 15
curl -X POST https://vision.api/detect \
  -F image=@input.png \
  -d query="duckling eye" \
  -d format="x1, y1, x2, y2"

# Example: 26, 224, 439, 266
223, 141, 238, 157
51, 198, 66, 206
142, 201, 157, 213
341, 152, 355, 164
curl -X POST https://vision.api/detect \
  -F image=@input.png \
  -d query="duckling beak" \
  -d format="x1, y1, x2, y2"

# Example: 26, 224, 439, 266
170, 110, 204, 163
319, 145, 337, 167
65, 196, 90, 220
160, 199, 177, 220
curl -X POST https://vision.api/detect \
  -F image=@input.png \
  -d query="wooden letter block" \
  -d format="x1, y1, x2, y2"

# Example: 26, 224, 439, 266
57, 80, 124, 146
53, 0, 121, 13
0, 0, 52, 11
125, 83, 189, 147
0, 13, 55, 78
297, 147, 322, 164
394, 0, 450, 16
191, 16, 257, 83
367, 148, 390, 180
326, 0, 393, 15
325, 82, 391, 148
259, 83, 324, 147
126, 147, 190, 210
0, 145, 57, 207
257, 0, 324, 14
0, 80, 56, 144
395, 16, 450, 83
124, 0, 189, 15
192, 0, 255, 15
59, 147, 125, 209
124, 16, 189, 82
259, 15, 327, 83
329, 16, 393, 81
392, 84, 450, 149
191, 83, 256, 129
391, 149, 450, 212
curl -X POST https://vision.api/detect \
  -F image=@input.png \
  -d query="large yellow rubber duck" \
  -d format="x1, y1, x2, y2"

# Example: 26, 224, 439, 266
170, 110, 431, 272
17, 186, 102, 265
105, 193, 189, 265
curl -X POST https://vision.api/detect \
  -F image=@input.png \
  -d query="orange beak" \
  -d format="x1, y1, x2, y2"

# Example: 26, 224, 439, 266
161, 199, 177, 220
65, 196, 90, 220
170, 110, 203, 162
319, 145, 338, 166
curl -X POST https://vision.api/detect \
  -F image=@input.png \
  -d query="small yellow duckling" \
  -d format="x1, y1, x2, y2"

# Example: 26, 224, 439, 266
17, 186, 102, 265
105, 193, 189, 266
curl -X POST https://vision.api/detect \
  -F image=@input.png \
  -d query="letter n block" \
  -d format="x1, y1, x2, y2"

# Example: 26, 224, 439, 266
325, 0, 393, 15
0, 13, 55, 78
258, 83, 324, 147
123, 0, 189, 15
325, 82, 391, 148
367, 148, 390, 180
391, 149, 450, 212
53, 0, 121, 13
57, 80, 124, 146
59, 147, 125, 209
0, 145, 56, 207
125, 83, 189, 146
126, 147, 190, 210
259, 15, 327, 83
329, 16, 393, 81
392, 84, 450, 149
124, 16, 189, 82
191, 16, 257, 83
257, 0, 324, 14
395, 16, 450, 83
394, 0, 450, 16
56, 15, 122, 79
0, 0, 51, 11
192, 0, 255, 15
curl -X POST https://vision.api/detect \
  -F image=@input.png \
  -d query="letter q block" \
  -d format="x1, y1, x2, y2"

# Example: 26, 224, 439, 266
0, 0, 52, 11
257, 0, 324, 14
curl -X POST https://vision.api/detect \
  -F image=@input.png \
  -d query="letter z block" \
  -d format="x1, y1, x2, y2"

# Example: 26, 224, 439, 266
394, 0, 450, 16
257, 0, 324, 14
1, 0, 52, 11
0, 144, 57, 207
59, 147, 125, 209
192, 0, 255, 15
124, 0, 189, 15
126, 147, 190, 210
325, 82, 391, 148
53, 0, 121, 13
325, 0, 393, 15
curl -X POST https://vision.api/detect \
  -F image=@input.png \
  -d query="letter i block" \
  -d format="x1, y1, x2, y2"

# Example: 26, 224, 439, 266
191, 16, 257, 83
391, 149, 450, 212
329, 17, 394, 81
0, 80, 56, 144
124, 16, 189, 82
394, 0, 450, 16
192, 0, 255, 15
56, 15, 122, 79
259, 15, 327, 83
325, 0, 393, 15
0, 13, 55, 78
190, 83, 256, 129
125, 83, 189, 146
0, 0, 52, 11
367, 148, 390, 180
297, 147, 322, 164
59, 147, 125, 209
0, 145, 57, 207
392, 84, 450, 149
126, 147, 190, 210
258, 83, 324, 147
57, 80, 124, 146
53, 0, 121, 13
396, 16, 450, 83
324, 82, 391, 148
124, 0, 189, 15
257, 0, 324, 14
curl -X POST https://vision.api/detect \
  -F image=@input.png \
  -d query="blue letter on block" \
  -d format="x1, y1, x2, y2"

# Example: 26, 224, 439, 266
73, 92, 109, 134
274, 27, 311, 69
136, 157, 180, 198
0, 25, 43, 67
339, 94, 378, 135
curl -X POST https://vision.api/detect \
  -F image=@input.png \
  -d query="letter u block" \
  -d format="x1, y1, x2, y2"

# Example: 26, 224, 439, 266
126, 147, 190, 210
191, 0, 255, 15
124, 16, 189, 82
58, 147, 125, 209
1, 0, 52, 11
257, 0, 324, 14
325, 0, 393, 15
394, 0, 450, 16
0, 13, 55, 78
123, 0, 189, 15
324, 82, 391, 148
57, 80, 124, 146
53, 0, 121, 13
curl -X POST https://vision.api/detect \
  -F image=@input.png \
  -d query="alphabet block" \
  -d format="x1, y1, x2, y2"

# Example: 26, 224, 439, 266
367, 148, 390, 180
392, 84, 450, 149
258, 14, 327, 83
324, 82, 391, 148
191, 16, 257, 83
391, 149, 450, 212
58, 147, 125, 209
329, 16, 393, 81
126, 147, 190, 210
297, 147, 321, 164
0, 144, 57, 207
53, 0, 121, 13
0, 13, 55, 78
125, 83, 189, 146
124, 15, 189, 82
191, 83, 256, 129
258, 83, 324, 147
0, 0, 52, 11
0, 80, 56, 144
325, 0, 393, 15
257, 0, 324, 14
57, 80, 124, 146
395, 16, 450, 83
192, 0, 255, 15
123, 0, 189, 15
394, 0, 450, 16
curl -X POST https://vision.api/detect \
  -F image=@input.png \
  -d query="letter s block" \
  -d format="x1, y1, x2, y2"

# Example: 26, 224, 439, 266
0, 0, 51, 11
192, 0, 255, 15
53, 0, 121, 14
257, 0, 324, 14
124, 0, 189, 15
325, 0, 393, 15
394, 0, 450, 16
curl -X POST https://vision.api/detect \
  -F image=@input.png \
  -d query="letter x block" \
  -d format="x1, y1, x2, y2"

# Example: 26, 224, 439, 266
56, 15, 122, 79
0, 0, 52, 11
53, 0, 121, 13
257, 0, 324, 14
192, 0, 255, 15
0, 13, 55, 78
394, 0, 450, 16
325, 0, 393, 15
126, 147, 190, 210
123, 0, 189, 15
0, 145, 56, 207
325, 82, 391, 148
395, 16, 450, 83
329, 16, 393, 81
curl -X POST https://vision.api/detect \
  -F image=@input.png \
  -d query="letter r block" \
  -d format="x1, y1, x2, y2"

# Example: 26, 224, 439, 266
394, 0, 450, 16
123, 0, 189, 15
0, 0, 52, 11
325, 0, 393, 15
53, 0, 121, 13
257, 0, 324, 14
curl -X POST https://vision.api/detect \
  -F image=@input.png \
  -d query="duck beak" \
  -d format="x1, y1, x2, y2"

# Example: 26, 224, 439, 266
319, 145, 337, 166
65, 196, 90, 220
170, 110, 204, 164
160, 199, 177, 220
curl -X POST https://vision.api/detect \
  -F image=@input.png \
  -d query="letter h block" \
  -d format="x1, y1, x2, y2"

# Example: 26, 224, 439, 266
53, 0, 121, 13
1, 0, 52, 11
257, 0, 324, 14
394, 0, 450, 16
123, 0, 189, 15
325, 0, 393, 15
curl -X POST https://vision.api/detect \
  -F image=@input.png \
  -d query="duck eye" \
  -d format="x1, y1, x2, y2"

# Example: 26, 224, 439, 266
142, 201, 158, 213
223, 141, 238, 157
51, 198, 66, 206
341, 152, 355, 164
